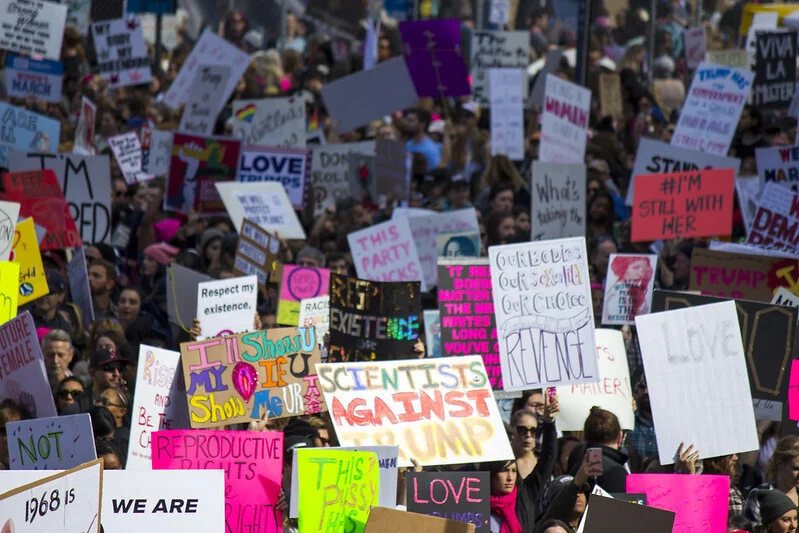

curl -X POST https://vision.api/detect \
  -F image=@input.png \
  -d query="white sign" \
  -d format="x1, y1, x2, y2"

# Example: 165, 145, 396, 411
127, 345, 190, 471
540, 74, 591, 164
195, 275, 258, 340
772, 286, 799, 307
73, 96, 96, 155
557, 329, 634, 431
108, 132, 150, 185
237, 146, 308, 210
490, 68, 524, 161
671, 61, 753, 156
231, 97, 306, 148
530, 162, 586, 240
0, 200, 19, 261
298, 295, 330, 342
747, 181, 799, 252
601, 254, 657, 325
755, 145, 799, 192
178, 65, 231, 135
746, 12, 778, 68
489, 237, 597, 391
470, 31, 528, 107
0, 0, 67, 60
489, 0, 510, 25
92, 17, 151, 88
5, 55, 63, 103
683, 27, 707, 70
634, 301, 759, 464
736, 177, 761, 234
140, 128, 172, 177
310, 141, 375, 216
67, 247, 93, 324
348, 217, 426, 291
215, 181, 306, 240
7, 414, 96, 470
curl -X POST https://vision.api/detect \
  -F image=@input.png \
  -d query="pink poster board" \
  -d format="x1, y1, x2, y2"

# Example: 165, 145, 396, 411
790, 360, 799, 421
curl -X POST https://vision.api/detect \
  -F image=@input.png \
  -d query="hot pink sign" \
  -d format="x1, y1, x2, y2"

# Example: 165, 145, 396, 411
790, 360, 799, 421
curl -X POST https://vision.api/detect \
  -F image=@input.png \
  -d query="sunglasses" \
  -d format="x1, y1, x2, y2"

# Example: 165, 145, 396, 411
97, 398, 125, 409
57, 389, 82, 400
515, 425, 537, 436
102, 362, 127, 373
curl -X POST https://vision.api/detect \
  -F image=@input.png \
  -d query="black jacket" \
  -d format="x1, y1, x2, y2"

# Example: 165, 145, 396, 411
512, 420, 558, 533
566, 443, 629, 493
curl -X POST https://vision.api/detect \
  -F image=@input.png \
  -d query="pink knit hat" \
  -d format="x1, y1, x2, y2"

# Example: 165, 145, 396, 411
144, 243, 179, 266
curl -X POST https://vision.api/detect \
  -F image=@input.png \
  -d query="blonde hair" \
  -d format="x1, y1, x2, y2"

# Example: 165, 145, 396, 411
620, 44, 646, 72
766, 436, 799, 481
485, 155, 528, 191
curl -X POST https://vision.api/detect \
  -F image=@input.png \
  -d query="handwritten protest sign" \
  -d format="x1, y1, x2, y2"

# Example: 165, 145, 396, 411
12, 219, 48, 304
773, 286, 799, 307
0, 102, 60, 168
531, 162, 586, 240
0, 0, 67, 60
737, 177, 761, 234
635, 301, 759, 463
319, 355, 512, 466
756, 145, 799, 191
92, 17, 152, 88
348, 218, 425, 290
5, 54, 63, 102
152, 430, 282, 533
73, 97, 96, 155
232, 97, 306, 148
0, 262, 18, 324
0, 201, 19, 262
683, 27, 707, 70
233, 219, 279, 288
672, 62, 753, 155
216, 181, 306, 240
407, 471, 489, 526
556, 329, 634, 430
747, 182, 799, 251
179, 65, 231, 135
489, 69, 524, 161
140, 127, 172, 177
7, 414, 95, 470
598, 73, 623, 118
237, 146, 308, 210
0, 312, 56, 418
108, 132, 150, 184
127, 345, 189, 470
689, 247, 789, 302
470, 31, 528, 107
626, 474, 730, 533
67, 248, 93, 324
632, 169, 734, 241
489, 238, 597, 391
752, 30, 796, 108
310, 141, 375, 215
195, 275, 258, 340
601, 254, 657, 325
399, 19, 470, 98
540, 74, 591, 164
277, 266, 330, 326
299, 295, 330, 347
328, 273, 421, 362
375, 138, 408, 199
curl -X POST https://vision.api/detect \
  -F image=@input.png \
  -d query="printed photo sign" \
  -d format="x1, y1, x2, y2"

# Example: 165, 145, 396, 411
601, 254, 658, 325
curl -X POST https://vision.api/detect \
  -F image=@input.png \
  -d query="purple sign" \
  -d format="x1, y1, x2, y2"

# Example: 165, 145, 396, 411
399, 19, 471, 98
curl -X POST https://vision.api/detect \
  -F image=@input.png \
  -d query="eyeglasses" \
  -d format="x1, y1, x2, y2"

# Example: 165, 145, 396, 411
101, 362, 126, 373
97, 398, 125, 409
57, 389, 82, 400
515, 425, 537, 436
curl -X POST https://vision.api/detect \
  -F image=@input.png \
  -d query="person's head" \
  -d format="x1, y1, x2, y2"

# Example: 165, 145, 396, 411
55, 376, 84, 414
767, 437, 799, 488
449, 178, 471, 208
95, 438, 122, 470
378, 36, 393, 61
511, 409, 538, 455
305, 415, 332, 447
752, 489, 798, 533
703, 453, 740, 478
586, 176, 603, 204
535, 520, 572, 533
512, 390, 545, 416
589, 236, 618, 278
200, 229, 224, 269
89, 406, 116, 439
118, 287, 144, 324
404, 108, 431, 136
326, 253, 349, 276
485, 212, 517, 246
36, 270, 67, 315
513, 205, 530, 234
97, 387, 131, 428
556, 436, 580, 476
112, 177, 129, 207
483, 459, 518, 496
488, 184, 515, 215
296, 247, 325, 268
42, 329, 74, 381
90, 349, 129, 392
588, 191, 615, 226
0, 399, 27, 466
88, 259, 116, 297
531, 8, 548, 29
142, 243, 178, 276
583, 406, 622, 448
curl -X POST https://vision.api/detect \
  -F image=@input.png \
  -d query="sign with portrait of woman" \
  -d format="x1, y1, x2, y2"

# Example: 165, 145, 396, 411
601, 253, 658, 325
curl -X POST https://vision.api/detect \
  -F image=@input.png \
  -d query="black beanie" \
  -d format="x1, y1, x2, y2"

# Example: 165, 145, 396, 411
756, 489, 797, 525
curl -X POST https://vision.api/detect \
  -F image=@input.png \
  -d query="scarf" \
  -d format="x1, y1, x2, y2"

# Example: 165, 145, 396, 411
490, 487, 522, 533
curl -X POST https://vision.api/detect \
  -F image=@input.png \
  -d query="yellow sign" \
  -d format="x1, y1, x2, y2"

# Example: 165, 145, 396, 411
0, 262, 20, 325
740, 3, 799, 36
11, 219, 49, 305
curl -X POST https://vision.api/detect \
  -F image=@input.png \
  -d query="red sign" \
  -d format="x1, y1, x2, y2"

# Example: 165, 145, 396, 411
631, 168, 735, 242
2, 170, 83, 250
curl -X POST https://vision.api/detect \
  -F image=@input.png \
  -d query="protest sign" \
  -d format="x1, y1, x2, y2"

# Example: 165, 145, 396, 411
632, 169, 734, 241
399, 19, 470, 98
91, 17, 152, 88
556, 329, 634, 430
0, 262, 19, 324
489, 69, 524, 161
12, 219, 49, 305
748, 182, 799, 251
232, 97, 306, 148
438, 258, 501, 388
601, 254, 657, 325
5, 54, 63, 102
67, 248, 94, 324
634, 301, 759, 463
163, 28, 250, 110
791, 360, 799, 420
57, 0, 90, 29
178, 65, 231, 135
297, 448, 379, 533
375, 138, 408, 200
7, 414, 95, 470
773, 286, 799, 307
233, 219, 279, 288
195, 275, 258, 340
348, 217, 425, 290
736, 176, 761, 233
348, 153, 376, 199
752, 30, 796, 108
683, 27, 707, 70
529, 49, 564, 107
406, 471, 489, 527
167, 264, 211, 334
438, 232, 480, 257
756, 145, 799, 191
689, 247, 792, 301
0, 460, 102, 533
127, 345, 190, 470
298, 295, 330, 345
540, 74, 591, 164
152, 430, 283, 533
0, 201, 19, 262
180, 326, 325, 427
0, 312, 55, 418
0, 102, 60, 168
237, 146, 308, 210
277, 265, 330, 326
328, 273, 421, 362
530, 162, 586, 240
215, 181, 306, 240
706, 49, 750, 70
671, 62, 753, 155
108, 132, 150, 184
318, 355, 513, 466
140, 127, 172, 177
0, 0, 67, 60
73, 97, 96, 155
626, 474, 729, 533
366, 507, 476, 533
580, 493, 674, 533
423, 309, 441, 357
310, 141, 375, 215
91, 0, 123, 21
598, 73, 622, 118
489, 238, 597, 391
165, 133, 241, 216
489, 0, 509, 25
470, 31, 528, 107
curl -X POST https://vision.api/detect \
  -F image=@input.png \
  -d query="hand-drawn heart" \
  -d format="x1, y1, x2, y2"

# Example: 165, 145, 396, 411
232, 362, 258, 402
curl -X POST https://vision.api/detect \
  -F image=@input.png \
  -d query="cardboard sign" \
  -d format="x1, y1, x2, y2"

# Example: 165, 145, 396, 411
180, 326, 325, 427
0, 102, 60, 168
126, 345, 190, 471
0, 460, 102, 533
92, 17, 152, 88
12, 219, 49, 304
530, 162, 586, 240
73, 97, 96, 155
108, 132, 150, 184
0, 262, 19, 324
232, 219, 279, 288
598, 73, 622, 118
540, 74, 591, 164
152, 430, 283, 533
748, 182, 799, 251
752, 30, 796, 108
178, 65, 231, 135
773, 286, 799, 307
375, 138, 408, 199
756, 145, 799, 191
5, 54, 63, 102
348, 217, 426, 290
277, 266, 330, 326
67, 247, 93, 324
165, 133, 241, 216
319, 355, 512, 466
231, 97, 306, 148
489, 68, 524, 161
557, 329, 634, 431
399, 20, 470, 98
140, 127, 172, 177
601, 254, 657, 325
581, 493, 674, 533
237, 146, 309, 210
438, 258, 501, 388
683, 27, 707, 70
167, 264, 211, 333
310, 141, 375, 216
366, 507, 475, 533
0, 201, 19, 262
626, 474, 729, 533
195, 275, 258, 340
470, 31, 528, 107
406, 471, 489, 527
672, 62, 753, 155
0, 312, 56, 418
163, 28, 250, 110
489, 238, 597, 391
7, 414, 95, 470
298, 295, 330, 345
328, 273, 421, 362
634, 301, 759, 463
689, 247, 791, 302
706, 49, 750, 70
0, 0, 67, 60
215, 181, 306, 240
